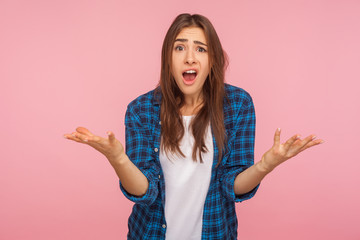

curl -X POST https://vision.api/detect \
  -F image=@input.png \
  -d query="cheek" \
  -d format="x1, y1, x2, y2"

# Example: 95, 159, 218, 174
200, 65, 210, 77
171, 59, 180, 73
200, 56, 209, 68
171, 66, 180, 79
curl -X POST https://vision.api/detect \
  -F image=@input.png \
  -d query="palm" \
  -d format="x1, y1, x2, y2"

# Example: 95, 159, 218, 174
262, 128, 323, 171
64, 127, 125, 163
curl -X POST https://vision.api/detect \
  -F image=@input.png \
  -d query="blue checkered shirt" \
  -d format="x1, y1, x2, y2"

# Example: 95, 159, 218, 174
120, 83, 259, 239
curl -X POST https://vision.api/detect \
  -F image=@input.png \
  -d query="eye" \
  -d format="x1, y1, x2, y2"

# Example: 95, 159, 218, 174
197, 47, 207, 53
175, 45, 184, 51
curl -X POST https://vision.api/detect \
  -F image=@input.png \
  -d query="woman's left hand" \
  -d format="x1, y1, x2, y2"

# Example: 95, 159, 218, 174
259, 128, 323, 172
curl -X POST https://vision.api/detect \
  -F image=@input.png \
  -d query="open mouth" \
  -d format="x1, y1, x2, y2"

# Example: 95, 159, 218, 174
182, 70, 197, 85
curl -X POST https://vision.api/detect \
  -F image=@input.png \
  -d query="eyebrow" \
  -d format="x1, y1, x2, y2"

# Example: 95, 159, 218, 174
174, 38, 208, 46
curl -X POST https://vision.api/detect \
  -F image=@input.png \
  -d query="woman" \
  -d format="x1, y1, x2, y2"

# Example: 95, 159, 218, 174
64, 13, 323, 240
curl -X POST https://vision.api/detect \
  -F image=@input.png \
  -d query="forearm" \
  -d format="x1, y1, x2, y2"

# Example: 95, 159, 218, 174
234, 128, 323, 196
234, 156, 273, 195
109, 154, 149, 197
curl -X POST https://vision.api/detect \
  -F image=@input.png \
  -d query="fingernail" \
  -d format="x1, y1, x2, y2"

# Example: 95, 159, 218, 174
277, 128, 281, 132
84, 138, 88, 142
63, 135, 68, 139
320, 140, 325, 144
107, 131, 111, 135
312, 136, 317, 140
296, 135, 301, 139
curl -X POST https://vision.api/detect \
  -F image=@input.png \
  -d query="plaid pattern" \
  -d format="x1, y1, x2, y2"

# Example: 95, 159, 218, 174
120, 83, 259, 240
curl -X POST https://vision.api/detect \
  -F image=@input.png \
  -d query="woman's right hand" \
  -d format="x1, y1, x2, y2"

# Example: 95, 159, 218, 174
64, 127, 125, 165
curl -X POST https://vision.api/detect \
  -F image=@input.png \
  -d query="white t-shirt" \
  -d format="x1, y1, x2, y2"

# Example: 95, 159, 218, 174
159, 116, 214, 240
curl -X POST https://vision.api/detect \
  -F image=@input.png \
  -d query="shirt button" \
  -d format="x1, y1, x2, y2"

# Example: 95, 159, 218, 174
159, 121, 161, 125
154, 148, 158, 152
162, 224, 166, 228
158, 175, 161, 179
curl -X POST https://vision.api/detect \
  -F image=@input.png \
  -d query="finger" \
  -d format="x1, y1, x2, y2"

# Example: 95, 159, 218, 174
76, 127, 94, 137
297, 134, 317, 150
63, 134, 82, 143
75, 128, 105, 144
299, 138, 324, 152
273, 128, 281, 147
283, 134, 301, 151
107, 131, 116, 143
71, 131, 90, 142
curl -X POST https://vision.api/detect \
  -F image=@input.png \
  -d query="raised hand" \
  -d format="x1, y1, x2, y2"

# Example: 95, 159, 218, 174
64, 127, 125, 165
64, 127, 149, 195
259, 128, 323, 172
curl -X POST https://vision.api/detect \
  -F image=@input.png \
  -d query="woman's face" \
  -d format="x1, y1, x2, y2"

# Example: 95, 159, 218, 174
171, 27, 210, 102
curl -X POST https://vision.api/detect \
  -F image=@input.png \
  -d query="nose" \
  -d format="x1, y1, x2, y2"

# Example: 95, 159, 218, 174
185, 49, 196, 65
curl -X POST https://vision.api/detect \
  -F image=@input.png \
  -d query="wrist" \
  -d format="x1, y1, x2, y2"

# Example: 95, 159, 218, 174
257, 155, 275, 173
108, 152, 128, 166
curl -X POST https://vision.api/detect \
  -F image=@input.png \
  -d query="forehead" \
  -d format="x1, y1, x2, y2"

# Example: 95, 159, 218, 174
175, 27, 207, 43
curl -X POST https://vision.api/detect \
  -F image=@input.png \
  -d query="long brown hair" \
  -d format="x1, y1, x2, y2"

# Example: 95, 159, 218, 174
158, 13, 228, 165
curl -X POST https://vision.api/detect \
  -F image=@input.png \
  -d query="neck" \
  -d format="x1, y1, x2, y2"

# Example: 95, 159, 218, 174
181, 94, 204, 116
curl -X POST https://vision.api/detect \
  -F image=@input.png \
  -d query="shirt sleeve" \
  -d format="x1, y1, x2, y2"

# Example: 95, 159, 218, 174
119, 101, 160, 205
220, 92, 259, 202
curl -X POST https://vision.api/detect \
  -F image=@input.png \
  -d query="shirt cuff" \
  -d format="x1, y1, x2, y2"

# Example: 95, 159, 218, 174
119, 169, 159, 205
221, 167, 260, 202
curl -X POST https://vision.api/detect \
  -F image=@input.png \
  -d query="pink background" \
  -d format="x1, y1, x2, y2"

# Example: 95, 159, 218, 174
1, 0, 359, 239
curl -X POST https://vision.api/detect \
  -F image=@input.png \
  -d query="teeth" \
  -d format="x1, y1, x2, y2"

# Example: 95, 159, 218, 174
185, 70, 196, 74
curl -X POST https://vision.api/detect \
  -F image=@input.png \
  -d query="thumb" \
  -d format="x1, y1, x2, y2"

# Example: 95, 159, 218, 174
107, 131, 116, 143
273, 128, 281, 147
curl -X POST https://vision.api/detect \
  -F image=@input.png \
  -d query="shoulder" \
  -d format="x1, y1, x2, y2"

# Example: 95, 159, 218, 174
125, 87, 161, 124
224, 83, 254, 110
127, 87, 161, 110
223, 84, 256, 137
